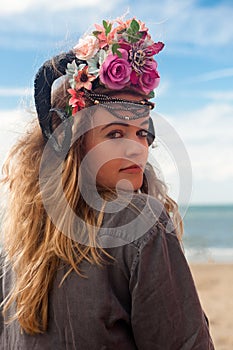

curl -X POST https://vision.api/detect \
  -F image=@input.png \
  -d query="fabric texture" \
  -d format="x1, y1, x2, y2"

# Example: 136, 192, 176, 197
0, 194, 215, 349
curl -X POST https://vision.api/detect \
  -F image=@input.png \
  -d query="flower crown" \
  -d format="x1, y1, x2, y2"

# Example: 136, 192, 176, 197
66, 18, 164, 116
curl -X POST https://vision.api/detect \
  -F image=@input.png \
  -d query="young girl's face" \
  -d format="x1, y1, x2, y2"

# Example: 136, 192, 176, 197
83, 93, 150, 191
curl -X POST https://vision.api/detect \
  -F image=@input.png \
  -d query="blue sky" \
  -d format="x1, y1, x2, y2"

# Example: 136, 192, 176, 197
0, 0, 232, 205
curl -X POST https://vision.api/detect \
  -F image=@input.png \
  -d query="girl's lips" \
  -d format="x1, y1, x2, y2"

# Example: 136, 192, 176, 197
120, 164, 143, 174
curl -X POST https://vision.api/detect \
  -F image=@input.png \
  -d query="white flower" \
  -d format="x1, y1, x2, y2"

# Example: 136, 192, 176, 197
66, 61, 86, 89
87, 49, 107, 77
73, 35, 99, 61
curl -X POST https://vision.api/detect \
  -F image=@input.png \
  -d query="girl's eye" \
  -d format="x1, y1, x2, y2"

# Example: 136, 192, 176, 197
106, 130, 123, 139
137, 129, 149, 137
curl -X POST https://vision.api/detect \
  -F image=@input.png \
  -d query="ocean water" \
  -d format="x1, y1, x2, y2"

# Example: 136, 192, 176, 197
181, 205, 233, 263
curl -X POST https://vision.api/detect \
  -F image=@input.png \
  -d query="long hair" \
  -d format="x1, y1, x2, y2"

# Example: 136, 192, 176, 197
0, 82, 183, 335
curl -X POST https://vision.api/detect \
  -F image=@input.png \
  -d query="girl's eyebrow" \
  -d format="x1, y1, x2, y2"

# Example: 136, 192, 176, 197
100, 119, 149, 131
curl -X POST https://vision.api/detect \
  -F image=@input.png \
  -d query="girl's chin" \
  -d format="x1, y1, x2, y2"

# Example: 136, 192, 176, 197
114, 179, 143, 192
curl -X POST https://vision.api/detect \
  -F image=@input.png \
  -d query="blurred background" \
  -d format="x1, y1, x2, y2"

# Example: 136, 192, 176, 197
0, 1, 233, 348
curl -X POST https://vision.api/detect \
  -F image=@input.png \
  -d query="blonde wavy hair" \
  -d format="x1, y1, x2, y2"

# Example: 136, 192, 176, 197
0, 83, 183, 335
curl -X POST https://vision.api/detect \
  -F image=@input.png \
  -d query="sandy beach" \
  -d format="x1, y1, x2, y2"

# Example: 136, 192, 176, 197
190, 263, 233, 350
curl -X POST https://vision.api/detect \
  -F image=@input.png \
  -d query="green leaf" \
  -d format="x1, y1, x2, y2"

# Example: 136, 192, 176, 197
127, 31, 143, 43
127, 28, 133, 35
130, 19, 140, 32
112, 43, 122, 57
103, 20, 108, 30
106, 23, 112, 36
126, 20, 143, 43
112, 43, 119, 53
65, 104, 72, 117
103, 20, 112, 36
148, 90, 155, 99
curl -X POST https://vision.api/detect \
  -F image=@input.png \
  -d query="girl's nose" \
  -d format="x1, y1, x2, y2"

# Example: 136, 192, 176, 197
124, 138, 147, 158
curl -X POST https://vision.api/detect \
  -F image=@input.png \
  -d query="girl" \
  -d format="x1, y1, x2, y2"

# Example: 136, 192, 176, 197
0, 17, 214, 349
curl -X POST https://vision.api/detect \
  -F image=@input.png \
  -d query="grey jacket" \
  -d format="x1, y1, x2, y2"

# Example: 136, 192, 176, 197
0, 195, 214, 349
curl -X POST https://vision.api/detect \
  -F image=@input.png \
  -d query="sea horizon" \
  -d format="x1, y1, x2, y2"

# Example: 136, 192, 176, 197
181, 203, 233, 263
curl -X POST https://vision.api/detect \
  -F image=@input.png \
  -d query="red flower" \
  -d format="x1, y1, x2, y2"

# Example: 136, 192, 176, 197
68, 89, 85, 116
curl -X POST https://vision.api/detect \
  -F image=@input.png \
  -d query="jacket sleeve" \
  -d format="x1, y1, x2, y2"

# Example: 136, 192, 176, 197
129, 223, 215, 350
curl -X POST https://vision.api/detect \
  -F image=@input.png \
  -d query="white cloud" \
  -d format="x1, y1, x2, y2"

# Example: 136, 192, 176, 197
148, 101, 233, 204
0, 87, 32, 97
0, 109, 35, 172
165, 103, 233, 182
187, 68, 233, 83
164, 2, 233, 47
0, 108, 32, 125
0, 0, 122, 46
180, 89, 233, 102
0, 0, 32, 15
0, 0, 104, 15
203, 90, 233, 101
1, 0, 233, 50
121, 0, 233, 47
156, 79, 171, 98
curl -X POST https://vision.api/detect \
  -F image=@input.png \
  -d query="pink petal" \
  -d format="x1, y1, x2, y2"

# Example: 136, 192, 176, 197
145, 42, 164, 56
130, 70, 139, 84
67, 88, 76, 97
95, 24, 104, 31
84, 81, 93, 90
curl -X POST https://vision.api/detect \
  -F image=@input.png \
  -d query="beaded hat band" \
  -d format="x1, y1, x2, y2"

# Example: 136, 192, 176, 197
83, 89, 154, 120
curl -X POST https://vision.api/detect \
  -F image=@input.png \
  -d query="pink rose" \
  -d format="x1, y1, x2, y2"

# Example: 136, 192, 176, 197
74, 35, 99, 60
99, 49, 131, 90
130, 59, 160, 94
